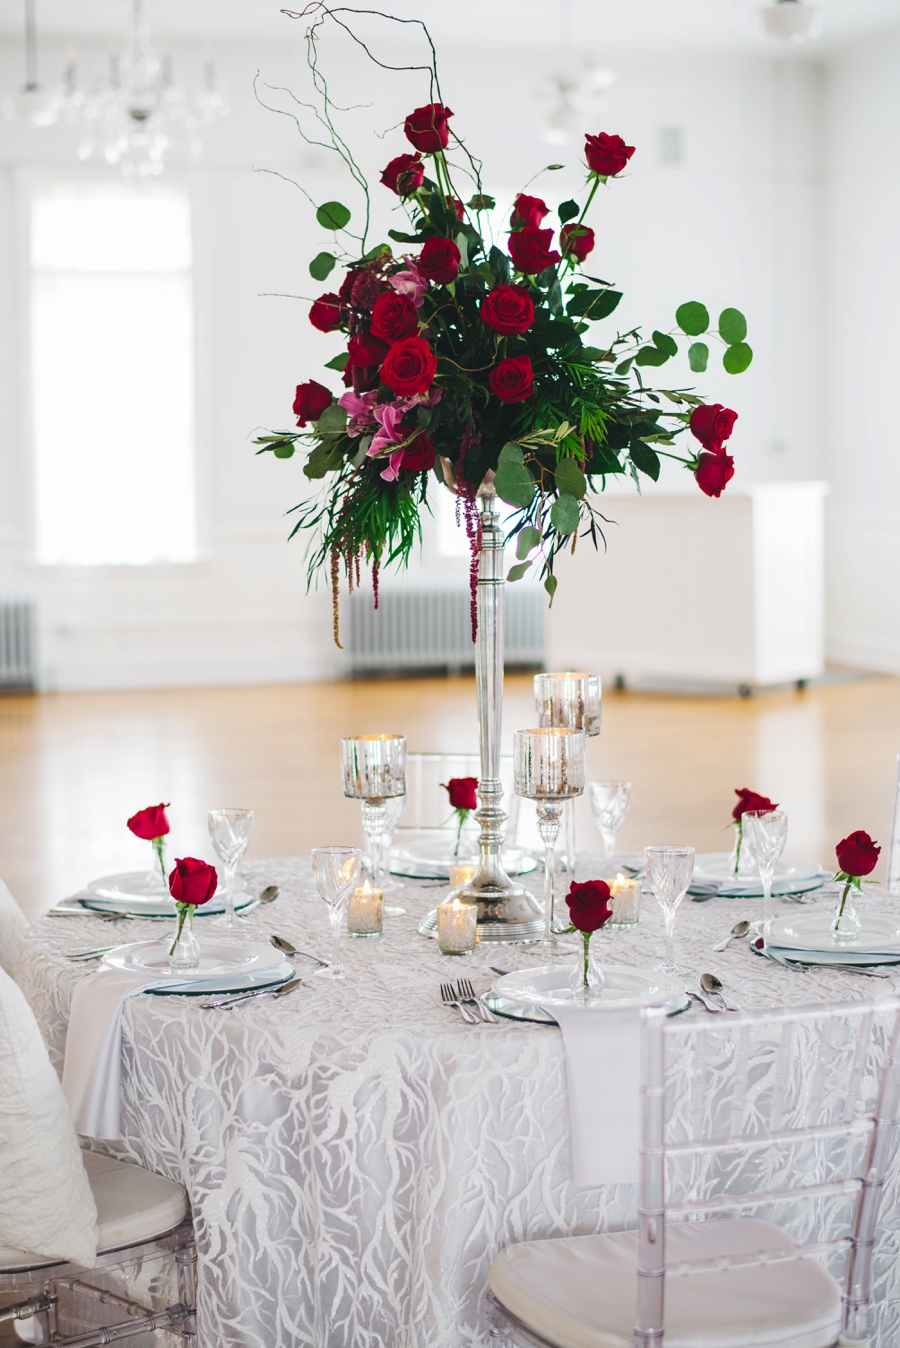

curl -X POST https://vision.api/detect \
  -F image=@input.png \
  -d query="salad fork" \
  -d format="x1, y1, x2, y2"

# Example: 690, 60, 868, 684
456, 977, 498, 1022
440, 982, 478, 1024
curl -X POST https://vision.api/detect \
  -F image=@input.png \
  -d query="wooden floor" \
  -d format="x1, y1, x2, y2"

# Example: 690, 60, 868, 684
0, 673, 898, 920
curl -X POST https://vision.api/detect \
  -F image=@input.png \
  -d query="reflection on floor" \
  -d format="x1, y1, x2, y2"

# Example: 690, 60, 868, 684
0, 673, 897, 920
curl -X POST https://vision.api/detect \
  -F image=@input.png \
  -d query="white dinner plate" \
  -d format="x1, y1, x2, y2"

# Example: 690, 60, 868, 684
87, 869, 248, 905
767, 911, 900, 956
101, 938, 283, 981
692, 853, 827, 898
80, 892, 257, 918
491, 964, 688, 1014
389, 831, 537, 880
146, 961, 295, 997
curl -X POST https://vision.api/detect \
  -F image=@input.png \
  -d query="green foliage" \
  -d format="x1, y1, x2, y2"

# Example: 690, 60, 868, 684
324, 352, 350, 371
494, 459, 536, 508
516, 526, 542, 559
718, 308, 747, 346
309, 252, 337, 281
676, 301, 709, 335
687, 342, 709, 372
653, 330, 678, 358
629, 442, 661, 481
566, 288, 622, 321
317, 404, 347, 435
723, 342, 753, 374
468, 194, 496, 210
544, 574, 558, 601
507, 560, 533, 581
273, 443, 295, 459
499, 442, 525, 464
550, 495, 580, 533
558, 199, 580, 223
316, 201, 351, 230
554, 458, 586, 499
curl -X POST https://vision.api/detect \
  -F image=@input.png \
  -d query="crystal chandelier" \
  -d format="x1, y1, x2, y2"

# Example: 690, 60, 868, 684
538, 0, 615, 147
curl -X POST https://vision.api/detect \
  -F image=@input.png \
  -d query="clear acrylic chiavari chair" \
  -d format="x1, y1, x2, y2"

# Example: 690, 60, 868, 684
488, 996, 900, 1348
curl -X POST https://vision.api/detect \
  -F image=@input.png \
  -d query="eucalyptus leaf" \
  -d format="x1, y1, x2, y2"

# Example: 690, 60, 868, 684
317, 403, 348, 435
494, 461, 536, 509
675, 301, 709, 336
687, 342, 709, 372
558, 199, 580, 223
615, 357, 634, 375
309, 252, 337, 281
316, 201, 351, 231
718, 307, 748, 345
635, 346, 669, 367
468, 194, 496, 210
498, 441, 525, 464
554, 458, 587, 499
550, 494, 580, 534
723, 341, 753, 373
273, 443, 295, 459
652, 330, 678, 358
629, 441, 661, 481
516, 526, 542, 559
544, 574, 558, 600
507, 560, 533, 582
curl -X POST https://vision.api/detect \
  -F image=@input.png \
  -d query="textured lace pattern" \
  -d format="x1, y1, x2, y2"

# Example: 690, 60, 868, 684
16, 858, 900, 1348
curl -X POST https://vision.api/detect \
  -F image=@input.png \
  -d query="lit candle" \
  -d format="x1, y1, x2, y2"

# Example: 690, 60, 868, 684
437, 895, 478, 955
609, 873, 641, 928
347, 877, 384, 938
449, 864, 477, 890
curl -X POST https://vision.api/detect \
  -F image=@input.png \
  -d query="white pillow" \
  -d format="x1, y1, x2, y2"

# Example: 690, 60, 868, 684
0, 877, 27, 978
0, 966, 98, 1266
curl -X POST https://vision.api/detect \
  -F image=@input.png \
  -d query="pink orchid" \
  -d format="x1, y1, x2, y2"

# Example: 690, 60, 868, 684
390, 264, 428, 309
378, 448, 407, 483
369, 402, 407, 455
338, 388, 377, 436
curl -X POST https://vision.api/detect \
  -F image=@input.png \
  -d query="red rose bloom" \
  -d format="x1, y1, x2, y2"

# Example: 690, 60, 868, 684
510, 194, 549, 230
168, 856, 218, 907
347, 331, 389, 368
338, 270, 356, 302
560, 223, 595, 263
489, 354, 534, 404
401, 435, 437, 472
443, 777, 478, 811
380, 335, 438, 396
127, 803, 169, 841
695, 452, 734, 498
584, 132, 635, 177
732, 788, 779, 822
690, 403, 738, 454
292, 380, 332, 427
380, 152, 424, 196
404, 103, 453, 153
370, 291, 419, 343
566, 880, 613, 934
508, 226, 561, 275
836, 831, 881, 878
418, 236, 461, 285
308, 293, 343, 333
480, 284, 535, 335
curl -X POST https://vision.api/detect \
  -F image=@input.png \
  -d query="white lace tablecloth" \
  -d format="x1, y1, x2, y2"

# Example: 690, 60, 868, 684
16, 857, 900, 1348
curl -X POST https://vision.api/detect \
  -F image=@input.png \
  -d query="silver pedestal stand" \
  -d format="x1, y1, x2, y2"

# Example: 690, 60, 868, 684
418, 481, 544, 943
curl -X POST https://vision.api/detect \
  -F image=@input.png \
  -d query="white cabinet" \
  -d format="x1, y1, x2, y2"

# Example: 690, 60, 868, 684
546, 482, 828, 691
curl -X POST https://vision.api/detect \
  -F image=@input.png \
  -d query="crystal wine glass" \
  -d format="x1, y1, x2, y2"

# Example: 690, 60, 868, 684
312, 846, 362, 977
514, 728, 586, 938
588, 781, 632, 869
207, 808, 253, 928
534, 673, 602, 882
379, 792, 407, 915
743, 809, 788, 937
341, 735, 407, 912
645, 845, 694, 975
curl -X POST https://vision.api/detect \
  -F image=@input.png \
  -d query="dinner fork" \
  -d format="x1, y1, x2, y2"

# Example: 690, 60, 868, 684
456, 977, 498, 1023
65, 944, 120, 961
440, 982, 478, 1024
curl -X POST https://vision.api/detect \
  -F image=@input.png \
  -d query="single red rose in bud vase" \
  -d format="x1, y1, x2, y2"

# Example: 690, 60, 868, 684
833, 830, 881, 939
565, 880, 614, 994
729, 787, 779, 875
128, 803, 171, 892
442, 777, 479, 856
168, 857, 218, 961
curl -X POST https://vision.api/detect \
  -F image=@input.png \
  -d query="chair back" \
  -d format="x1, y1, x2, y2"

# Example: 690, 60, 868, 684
0, 877, 27, 978
636, 997, 900, 1347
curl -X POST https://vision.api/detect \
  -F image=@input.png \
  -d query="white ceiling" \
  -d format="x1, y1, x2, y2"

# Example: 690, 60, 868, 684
1, 0, 899, 51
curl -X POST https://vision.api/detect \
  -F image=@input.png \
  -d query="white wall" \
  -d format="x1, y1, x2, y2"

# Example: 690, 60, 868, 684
0, 30, 826, 688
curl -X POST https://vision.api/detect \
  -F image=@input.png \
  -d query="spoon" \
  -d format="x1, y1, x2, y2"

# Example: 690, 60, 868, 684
712, 920, 751, 953
269, 934, 328, 967
700, 972, 742, 1011
258, 886, 279, 904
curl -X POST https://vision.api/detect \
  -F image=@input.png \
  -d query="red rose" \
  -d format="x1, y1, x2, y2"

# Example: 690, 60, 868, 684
338, 270, 356, 302
584, 132, 635, 177
480, 284, 535, 335
400, 435, 436, 472
127, 803, 169, 841
836, 831, 881, 878
510, 194, 548, 230
418, 236, 461, 285
380, 335, 438, 395
370, 291, 419, 343
380, 152, 424, 196
446, 196, 464, 223
443, 776, 478, 812
292, 380, 332, 427
489, 354, 534, 404
508, 226, 561, 275
695, 452, 734, 498
732, 788, 779, 822
404, 103, 453, 154
347, 331, 389, 368
168, 856, 218, 907
308, 293, 343, 333
566, 879, 613, 934
560, 223, 595, 263
690, 404, 738, 453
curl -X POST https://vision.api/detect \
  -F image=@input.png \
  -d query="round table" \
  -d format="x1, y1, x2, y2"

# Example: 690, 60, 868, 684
17, 858, 900, 1348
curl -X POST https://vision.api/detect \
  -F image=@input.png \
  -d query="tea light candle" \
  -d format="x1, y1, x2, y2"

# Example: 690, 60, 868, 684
609, 873, 641, 927
347, 877, 384, 938
437, 895, 478, 955
448, 864, 477, 890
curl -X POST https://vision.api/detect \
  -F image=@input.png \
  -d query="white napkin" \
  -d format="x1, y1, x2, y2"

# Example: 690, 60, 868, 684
554, 1006, 642, 1187
62, 968, 162, 1138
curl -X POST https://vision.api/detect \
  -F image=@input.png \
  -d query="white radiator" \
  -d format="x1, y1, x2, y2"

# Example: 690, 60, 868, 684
347, 587, 544, 675
0, 601, 37, 691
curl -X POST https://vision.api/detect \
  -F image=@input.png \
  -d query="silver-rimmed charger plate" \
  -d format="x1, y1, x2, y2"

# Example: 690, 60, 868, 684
146, 961, 295, 997
692, 853, 828, 898
101, 938, 282, 980
390, 831, 537, 881
482, 990, 691, 1025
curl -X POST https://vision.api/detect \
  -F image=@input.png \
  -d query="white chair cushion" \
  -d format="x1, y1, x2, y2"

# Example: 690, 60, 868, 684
489, 1217, 842, 1348
0, 966, 98, 1269
0, 877, 27, 979
0, 1151, 189, 1271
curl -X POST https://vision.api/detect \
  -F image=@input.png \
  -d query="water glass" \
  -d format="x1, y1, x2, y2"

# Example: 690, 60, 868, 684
743, 809, 788, 936
341, 735, 406, 903
208, 808, 253, 928
534, 672, 601, 880
379, 792, 408, 915
645, 845, 694, 975
312, 846, 362, 976
588, 781, 632, 865
514, 728, 586, 937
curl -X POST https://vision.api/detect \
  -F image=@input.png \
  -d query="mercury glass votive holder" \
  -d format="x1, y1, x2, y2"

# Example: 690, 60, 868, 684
341, 734, 407, 802
608, 874, 641, 928
534, 673, 602, 737
347, 880, 384, 938
449, 864, 477, 890
514, 728, 586, 937
437, 897, 478, 955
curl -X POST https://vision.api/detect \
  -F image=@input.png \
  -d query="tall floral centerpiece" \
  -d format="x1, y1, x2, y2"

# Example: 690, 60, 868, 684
254, 6, 754, 940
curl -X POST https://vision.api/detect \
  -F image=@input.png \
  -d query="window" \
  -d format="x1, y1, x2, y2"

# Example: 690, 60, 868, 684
31, 183, 196, 565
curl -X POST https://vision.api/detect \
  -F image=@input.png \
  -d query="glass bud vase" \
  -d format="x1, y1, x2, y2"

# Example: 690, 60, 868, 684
569, 933, 605, 1005
169, 905, 200, 970
728, 823, 758, 878
831, 885, 862, 945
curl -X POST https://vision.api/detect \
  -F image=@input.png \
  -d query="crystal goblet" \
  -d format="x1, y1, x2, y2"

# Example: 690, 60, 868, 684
535, 673, 602, 880
341, 735, 407, 915
645, 845, 694, 975
743, 809, 788, 937
312, 846, 362, 977
514, 728, 586, 938
207, 808, 253, 928
588, 781, 632, 869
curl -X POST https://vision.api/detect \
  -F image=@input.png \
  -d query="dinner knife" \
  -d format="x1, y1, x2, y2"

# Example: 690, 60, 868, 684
199, 976, 304, 1010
